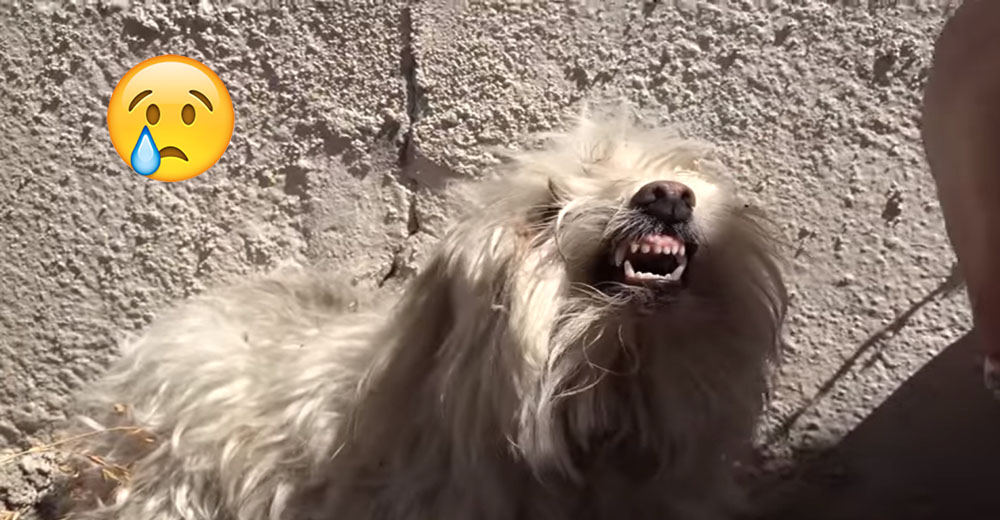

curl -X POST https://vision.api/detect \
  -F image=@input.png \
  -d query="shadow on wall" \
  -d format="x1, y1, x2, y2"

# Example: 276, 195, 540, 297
766, 262, 965, 444
752, 329, 1000, 520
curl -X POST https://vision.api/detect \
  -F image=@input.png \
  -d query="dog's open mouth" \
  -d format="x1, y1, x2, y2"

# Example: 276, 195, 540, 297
612, 234, 690, 285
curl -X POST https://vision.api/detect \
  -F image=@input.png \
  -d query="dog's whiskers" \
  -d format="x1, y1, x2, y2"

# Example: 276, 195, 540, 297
552, 373, 608, 401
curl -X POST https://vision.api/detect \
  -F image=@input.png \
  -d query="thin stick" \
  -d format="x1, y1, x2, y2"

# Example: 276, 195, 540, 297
0, 427, 148, 467
0, 507, 26, 520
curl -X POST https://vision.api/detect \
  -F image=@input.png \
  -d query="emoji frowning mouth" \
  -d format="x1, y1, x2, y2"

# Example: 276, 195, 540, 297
160, 147, 189, 161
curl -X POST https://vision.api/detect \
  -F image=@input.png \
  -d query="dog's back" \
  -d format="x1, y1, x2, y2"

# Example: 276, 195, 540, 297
65, 271, 380, 520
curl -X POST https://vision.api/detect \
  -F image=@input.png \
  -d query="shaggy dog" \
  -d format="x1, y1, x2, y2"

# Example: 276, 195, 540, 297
65, 110, 787, 520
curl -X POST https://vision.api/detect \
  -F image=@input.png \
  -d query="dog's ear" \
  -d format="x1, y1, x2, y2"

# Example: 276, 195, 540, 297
547, 177, 571, 205
530, 177, 570, 224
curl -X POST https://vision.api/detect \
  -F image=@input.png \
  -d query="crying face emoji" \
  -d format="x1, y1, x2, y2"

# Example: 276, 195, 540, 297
107, 55, 234, 182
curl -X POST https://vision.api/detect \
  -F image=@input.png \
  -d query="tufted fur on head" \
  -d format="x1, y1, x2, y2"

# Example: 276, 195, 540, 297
64, 106, 787, 520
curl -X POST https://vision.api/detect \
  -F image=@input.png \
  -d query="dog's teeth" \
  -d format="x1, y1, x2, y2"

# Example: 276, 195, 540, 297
652, 245, 662, 255
679, 245, 686, 257
630, 243, 639, 253
640, 244, 650, 254
670, 261, 687, 280
624, 260, 635, 278
614, 244, 627, 266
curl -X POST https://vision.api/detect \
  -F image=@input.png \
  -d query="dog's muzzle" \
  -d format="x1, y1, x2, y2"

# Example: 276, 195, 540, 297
611, 180, 698, 286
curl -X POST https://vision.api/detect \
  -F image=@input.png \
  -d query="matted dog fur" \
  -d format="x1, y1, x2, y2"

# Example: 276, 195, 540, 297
65, 108, 787, 520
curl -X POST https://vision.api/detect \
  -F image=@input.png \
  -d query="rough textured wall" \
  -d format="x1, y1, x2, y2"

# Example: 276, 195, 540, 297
410, 0, 969, 470
0, 1, 969, 515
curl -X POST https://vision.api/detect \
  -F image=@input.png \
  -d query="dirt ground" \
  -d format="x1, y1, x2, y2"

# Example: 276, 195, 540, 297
0, 1, 980, 518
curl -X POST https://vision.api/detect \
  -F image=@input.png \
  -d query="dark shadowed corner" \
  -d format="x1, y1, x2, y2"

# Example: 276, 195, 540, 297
751, 330, 1000, 520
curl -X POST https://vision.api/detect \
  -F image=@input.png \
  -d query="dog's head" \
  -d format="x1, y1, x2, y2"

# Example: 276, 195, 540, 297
446, 111, 784, 315
545, 152, 728, 302
384, 109, 787, 482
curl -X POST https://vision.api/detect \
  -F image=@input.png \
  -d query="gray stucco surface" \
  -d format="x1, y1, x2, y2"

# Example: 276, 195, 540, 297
0, 1, 970, 516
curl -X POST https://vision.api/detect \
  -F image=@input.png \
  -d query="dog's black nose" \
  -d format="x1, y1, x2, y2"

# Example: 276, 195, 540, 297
630, 180, 696, 223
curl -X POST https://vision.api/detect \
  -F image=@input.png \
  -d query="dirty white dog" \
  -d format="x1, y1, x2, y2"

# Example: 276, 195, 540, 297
66, 110, 787, 520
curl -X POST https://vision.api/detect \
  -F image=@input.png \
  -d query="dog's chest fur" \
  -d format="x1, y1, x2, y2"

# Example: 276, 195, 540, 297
291, 301, 765, 520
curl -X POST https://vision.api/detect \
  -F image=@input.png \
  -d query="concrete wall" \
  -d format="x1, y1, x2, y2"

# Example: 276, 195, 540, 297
0, 1, 969, 515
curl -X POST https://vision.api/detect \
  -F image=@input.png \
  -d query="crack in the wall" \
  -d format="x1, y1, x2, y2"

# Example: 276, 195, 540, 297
398, 2, 423, 186
398, 2, 423, 241
378, 1, 424, 286
378, 251, 402, 287
406, 192, 420, 237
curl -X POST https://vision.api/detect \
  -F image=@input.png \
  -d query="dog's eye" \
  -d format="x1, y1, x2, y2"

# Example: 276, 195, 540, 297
548, 178, 570, 202
540, 178, 568, 223
536, 204, 561, 223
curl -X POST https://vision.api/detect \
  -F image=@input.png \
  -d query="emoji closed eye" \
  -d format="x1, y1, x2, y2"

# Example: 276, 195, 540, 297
182, 104, 195, 125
